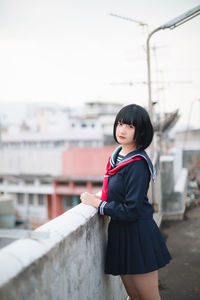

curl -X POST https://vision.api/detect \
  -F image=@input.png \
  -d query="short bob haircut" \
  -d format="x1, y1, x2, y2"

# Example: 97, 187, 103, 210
113, 104, 154, 150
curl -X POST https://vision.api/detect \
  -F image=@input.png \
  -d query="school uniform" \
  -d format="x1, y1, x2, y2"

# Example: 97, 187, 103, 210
98, 146, 171, 275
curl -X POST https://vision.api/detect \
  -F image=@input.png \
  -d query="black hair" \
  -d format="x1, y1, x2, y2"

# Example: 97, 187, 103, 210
113, 104, 153, 150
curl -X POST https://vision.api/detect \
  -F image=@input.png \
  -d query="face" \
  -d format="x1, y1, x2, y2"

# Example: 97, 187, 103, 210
116, 121, 136, 147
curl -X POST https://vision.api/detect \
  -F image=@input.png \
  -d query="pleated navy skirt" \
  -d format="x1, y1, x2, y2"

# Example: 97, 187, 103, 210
105, 218, 171, 275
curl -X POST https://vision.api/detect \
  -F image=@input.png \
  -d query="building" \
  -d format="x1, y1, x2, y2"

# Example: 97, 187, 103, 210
83, 101, 123, 144
0, 146, 116, 227
0, 101, 123, 227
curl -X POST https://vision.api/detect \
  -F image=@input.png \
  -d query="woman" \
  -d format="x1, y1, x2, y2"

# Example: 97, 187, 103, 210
80, 104, 171, 300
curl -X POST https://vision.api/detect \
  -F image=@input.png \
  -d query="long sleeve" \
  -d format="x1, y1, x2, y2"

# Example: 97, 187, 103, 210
98, 160, 151, 222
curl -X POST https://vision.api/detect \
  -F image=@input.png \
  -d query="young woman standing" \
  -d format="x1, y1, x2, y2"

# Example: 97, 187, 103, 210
80, 104, 171, 300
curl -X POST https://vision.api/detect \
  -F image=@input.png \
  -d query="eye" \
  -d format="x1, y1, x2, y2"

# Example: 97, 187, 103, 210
129, 124, 134, 129
118, 121, 123, 126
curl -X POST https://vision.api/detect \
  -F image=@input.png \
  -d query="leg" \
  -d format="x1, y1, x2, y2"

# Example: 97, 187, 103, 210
132, 271, 161, 300
121, 271, 161, 300
121, 275, 140, 300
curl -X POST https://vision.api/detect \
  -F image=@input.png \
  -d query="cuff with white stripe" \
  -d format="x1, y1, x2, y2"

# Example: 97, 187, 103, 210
98, 201, 107, 215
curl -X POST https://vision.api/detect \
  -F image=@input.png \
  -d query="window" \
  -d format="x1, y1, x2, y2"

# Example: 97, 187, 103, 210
93, 182, 102, 187
54, 141, 64, 147
75, 181, 86, 187
62, 195, 80, 210
25, 180, 34, 185
72, 195, 79, 207
28, 194, 34, 205
17, 193, 24, 205
41, 181, 51, 185
58, 182, 69, 186
83, 141, 92, 147
38, 194, 44, 206
69, 141, 79, 147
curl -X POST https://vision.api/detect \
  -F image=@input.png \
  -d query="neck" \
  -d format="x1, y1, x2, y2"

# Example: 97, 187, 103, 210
120, 144, 137, 156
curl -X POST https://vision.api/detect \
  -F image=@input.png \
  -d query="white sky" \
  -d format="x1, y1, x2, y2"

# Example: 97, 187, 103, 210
0, 0, 200, 129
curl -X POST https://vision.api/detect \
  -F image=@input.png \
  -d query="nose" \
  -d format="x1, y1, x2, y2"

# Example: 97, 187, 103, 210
119, 124, 126, 134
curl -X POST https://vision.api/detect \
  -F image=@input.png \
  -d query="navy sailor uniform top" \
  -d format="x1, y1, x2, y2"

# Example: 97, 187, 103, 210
98, 147, 155, 222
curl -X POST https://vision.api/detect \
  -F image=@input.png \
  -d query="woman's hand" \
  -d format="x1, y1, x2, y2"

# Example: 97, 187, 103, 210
80, 192, 101, 208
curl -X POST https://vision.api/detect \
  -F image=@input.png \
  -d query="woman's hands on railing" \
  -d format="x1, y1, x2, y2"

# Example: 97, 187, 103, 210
80, 192, 101, 209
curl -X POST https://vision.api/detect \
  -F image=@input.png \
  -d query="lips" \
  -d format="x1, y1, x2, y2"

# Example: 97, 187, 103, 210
118, 136, 126, 139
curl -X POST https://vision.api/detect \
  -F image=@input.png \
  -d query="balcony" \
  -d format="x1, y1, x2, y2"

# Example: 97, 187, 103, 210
0, 148, 190, 299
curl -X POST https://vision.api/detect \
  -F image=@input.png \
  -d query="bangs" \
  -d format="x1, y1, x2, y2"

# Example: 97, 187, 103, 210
117, 117, 134, 126
113, 104, 153, 150
115, 106, 139, 127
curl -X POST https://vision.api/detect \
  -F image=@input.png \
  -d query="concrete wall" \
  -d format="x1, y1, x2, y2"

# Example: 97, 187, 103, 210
0, 149, 62, 176
161, 154, 188, 220
153, 166, 163, 226
170, 147, 183, 181
0, 204, 126, 300
151, 153, 163, 226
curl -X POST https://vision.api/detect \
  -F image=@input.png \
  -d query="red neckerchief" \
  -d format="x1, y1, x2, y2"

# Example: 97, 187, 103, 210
101, 156, 142, 202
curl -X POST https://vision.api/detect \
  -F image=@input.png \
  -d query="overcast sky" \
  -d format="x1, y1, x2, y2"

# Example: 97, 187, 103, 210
0, 0, 200, 129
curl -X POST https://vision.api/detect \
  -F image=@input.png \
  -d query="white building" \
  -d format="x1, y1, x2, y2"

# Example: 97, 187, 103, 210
83, 101, 123, 144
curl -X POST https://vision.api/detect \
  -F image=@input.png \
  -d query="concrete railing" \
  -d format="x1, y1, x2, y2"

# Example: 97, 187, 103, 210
161, 155, 188, 220
0, 204, 126, 300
